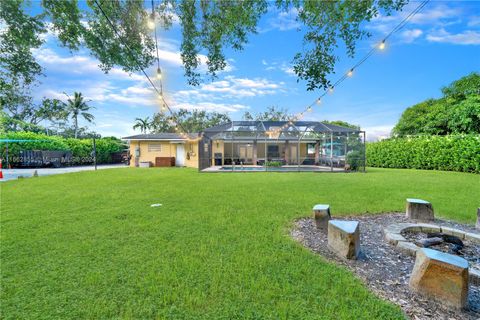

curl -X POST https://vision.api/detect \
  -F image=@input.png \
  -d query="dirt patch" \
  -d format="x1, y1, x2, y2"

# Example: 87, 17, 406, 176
291, 213, 480, 320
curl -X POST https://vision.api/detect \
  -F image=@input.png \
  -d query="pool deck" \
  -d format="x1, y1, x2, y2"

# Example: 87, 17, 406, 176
202, 165, 346, 172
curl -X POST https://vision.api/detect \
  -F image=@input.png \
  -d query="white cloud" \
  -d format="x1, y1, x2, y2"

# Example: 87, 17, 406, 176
400, 29, 423, 43
362, 125, 393, 142
172, 75, 284, 104
409, 4, 462, 25
468, 16, 480, 27
261, 7, 301, 33
280, 63, 295, 76
269, 7, 301, 31
426, 29, 480, 45
33, 47, 146, 82
262, 60, 295, 76
368, 3, 463, 36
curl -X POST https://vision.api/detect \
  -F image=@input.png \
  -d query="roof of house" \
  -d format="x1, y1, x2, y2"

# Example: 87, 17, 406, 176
203, 121, 362, 133
122, 133, 199, 140
123, 121, 363, 141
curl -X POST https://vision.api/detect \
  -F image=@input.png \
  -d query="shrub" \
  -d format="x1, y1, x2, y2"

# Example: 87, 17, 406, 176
346, 150, 364, 171
366, 135, 480, 173
0, 131, 126, 166
266, 161, 283, 167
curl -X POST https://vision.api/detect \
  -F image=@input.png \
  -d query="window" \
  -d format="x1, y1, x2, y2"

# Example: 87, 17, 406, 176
148, 143, 162, 152
267, 145, 279, 158
307, 143, 316, 155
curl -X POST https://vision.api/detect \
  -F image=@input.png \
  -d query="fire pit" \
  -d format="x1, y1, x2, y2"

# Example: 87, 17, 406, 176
384, 223, 480, 284
292, 213, 480, 319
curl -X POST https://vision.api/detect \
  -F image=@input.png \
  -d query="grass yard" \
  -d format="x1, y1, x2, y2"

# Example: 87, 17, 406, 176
1, 167, 479, 319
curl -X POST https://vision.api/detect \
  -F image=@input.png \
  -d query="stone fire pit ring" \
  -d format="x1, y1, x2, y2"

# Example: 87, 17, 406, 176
383, 223, 480, 284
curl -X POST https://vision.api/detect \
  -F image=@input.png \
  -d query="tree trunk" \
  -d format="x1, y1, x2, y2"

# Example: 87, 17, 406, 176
74, 116, 78, 139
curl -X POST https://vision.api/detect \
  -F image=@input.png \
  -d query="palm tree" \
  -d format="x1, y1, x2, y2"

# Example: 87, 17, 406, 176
65, 92, 95, 138
133, 117, 151, 134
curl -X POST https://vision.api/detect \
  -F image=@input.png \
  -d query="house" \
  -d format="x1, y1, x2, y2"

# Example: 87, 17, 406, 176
123, 121, 366, 172
122, 133, 200, 168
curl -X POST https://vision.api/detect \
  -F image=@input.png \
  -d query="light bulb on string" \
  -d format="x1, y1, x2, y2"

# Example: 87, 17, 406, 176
147, 12, 155, 30
156, 67, 162, 80
379, 40, 386, 50
316, 98, 321, 105
307, 106, 313, 112
347, 68, 354, 77
328, 86, 334, 94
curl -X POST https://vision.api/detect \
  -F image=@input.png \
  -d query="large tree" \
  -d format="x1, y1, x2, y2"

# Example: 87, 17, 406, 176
150, 109, 230, 133
1, 1, 408, 101
392, 73, 480, 136
242, 106, 291, 121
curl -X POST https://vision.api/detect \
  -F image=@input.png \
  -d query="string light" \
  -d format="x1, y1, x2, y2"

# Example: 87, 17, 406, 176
156, 67, 162, 80
316, 98, 321, 105
347, 68, 354, 77
328, 86, 334, 94
147, 12, 155, 30
379, 40, 386, 50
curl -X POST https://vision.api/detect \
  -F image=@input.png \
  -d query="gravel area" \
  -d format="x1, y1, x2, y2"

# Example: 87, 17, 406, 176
291, 213, 480, 320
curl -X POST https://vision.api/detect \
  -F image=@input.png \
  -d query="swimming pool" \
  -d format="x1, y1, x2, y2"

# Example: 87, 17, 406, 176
217, 166, 339, 172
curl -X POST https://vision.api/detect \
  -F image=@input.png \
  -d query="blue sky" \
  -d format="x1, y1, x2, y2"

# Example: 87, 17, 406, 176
31, 1, 480, 140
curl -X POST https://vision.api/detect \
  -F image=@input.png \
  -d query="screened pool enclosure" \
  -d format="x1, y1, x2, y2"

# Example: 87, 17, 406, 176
198, 121, 366, 172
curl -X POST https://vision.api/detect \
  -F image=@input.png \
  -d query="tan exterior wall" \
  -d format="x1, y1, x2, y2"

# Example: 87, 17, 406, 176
184, 141, 199, 168
129, 140, 198, 168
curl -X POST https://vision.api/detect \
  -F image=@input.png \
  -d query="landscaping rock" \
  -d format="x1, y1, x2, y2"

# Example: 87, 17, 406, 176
409, 248, 469, 309
442, 226, 466, 240
417, 223, 441, 233
396, 241, 419, 257
465, 232, 480, 243
406, 199, 434, 222
384, 231, 406, 245
327, 220, 360, 259
313, 204, 331, 232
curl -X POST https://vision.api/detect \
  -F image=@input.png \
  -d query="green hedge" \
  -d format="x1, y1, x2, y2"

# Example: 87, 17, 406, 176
0, 131, 126, 166
366, 135, 480, 173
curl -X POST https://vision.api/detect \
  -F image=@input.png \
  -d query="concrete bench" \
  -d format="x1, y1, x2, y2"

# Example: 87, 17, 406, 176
327, 220, 360, 259
313, 204, 331, 232
409, 248, 469, 309
406, 198, 434, 222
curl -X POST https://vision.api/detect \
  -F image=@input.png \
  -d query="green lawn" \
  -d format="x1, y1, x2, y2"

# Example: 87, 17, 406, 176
1, 168, 479, 319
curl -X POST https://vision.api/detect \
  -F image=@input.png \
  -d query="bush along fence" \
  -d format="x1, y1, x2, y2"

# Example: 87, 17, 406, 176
0, 131, 126, 167
366, 135, 480, 173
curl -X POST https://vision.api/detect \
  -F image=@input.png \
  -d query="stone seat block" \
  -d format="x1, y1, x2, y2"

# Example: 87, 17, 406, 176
409, 248, 469, 309
406, 198, 434, 222
313, 204, 331, 232
327, 220, 360, 259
